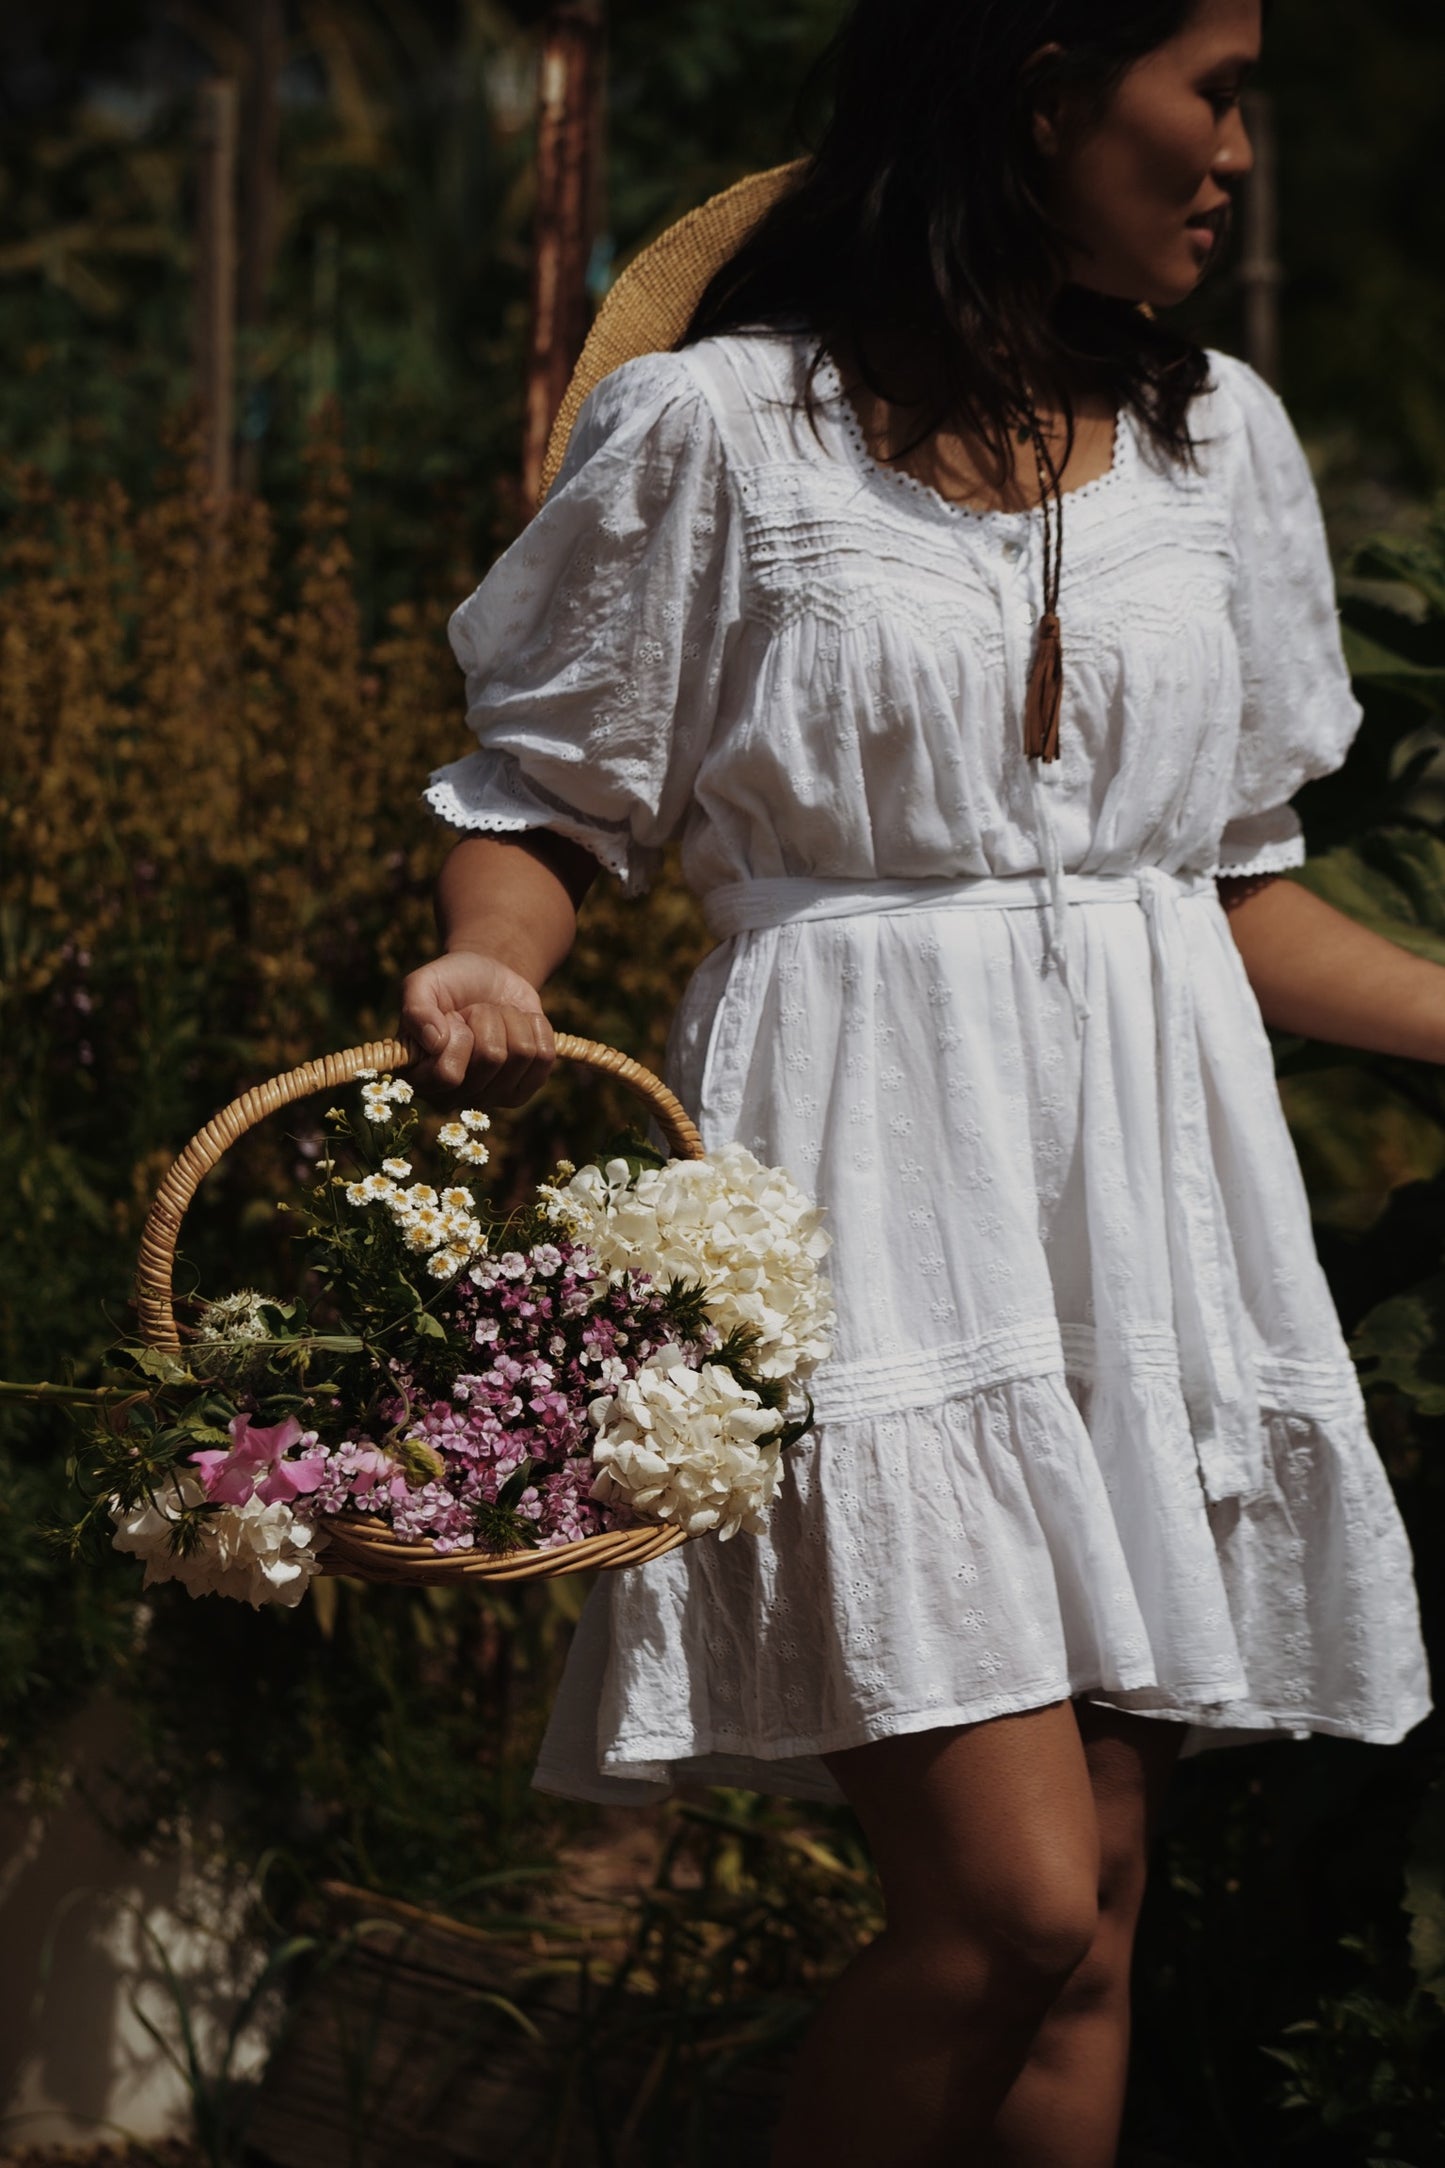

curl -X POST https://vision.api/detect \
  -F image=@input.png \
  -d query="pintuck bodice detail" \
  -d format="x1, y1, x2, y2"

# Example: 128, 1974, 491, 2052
426, 331, 1360, 907
425, 330, 1430, 1806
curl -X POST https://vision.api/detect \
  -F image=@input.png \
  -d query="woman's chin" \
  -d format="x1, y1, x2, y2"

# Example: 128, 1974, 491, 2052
1070, 257, 1206, 314
1134, 260, 1211, 312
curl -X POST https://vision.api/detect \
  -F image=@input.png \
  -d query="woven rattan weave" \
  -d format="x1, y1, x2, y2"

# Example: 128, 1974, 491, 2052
539, 160, 805, 501
134, 1037, 706, 1583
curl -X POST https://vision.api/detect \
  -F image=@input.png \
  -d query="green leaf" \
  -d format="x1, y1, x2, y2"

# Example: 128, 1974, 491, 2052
414, 1310, 448, 1341
132, 1346, 196, 1386
1352, 535, 1445, 621
495, 1457, 535, 1510
1343, 623, 1445, 700
1352, 1275, 1445, 1414
775, 1393, 817, 1454
1297, 831, 1445, 966
598, 1127, 669, 1179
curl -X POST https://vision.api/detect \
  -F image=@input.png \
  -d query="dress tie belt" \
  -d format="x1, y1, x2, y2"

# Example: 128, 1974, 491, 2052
700, 868, 1263, 1508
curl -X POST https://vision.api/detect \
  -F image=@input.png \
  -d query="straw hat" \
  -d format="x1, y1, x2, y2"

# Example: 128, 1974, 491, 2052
540, 159, 807, 501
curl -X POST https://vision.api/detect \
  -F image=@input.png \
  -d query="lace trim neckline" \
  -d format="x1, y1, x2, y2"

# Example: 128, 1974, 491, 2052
812, 348, 1135, 527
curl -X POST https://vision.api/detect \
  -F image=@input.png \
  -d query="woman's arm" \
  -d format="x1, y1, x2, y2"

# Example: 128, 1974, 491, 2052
400, 830, 597, 1103
1224, 875, 1445, 1063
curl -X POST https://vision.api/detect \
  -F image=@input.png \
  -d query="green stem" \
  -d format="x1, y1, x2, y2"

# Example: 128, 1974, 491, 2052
0, 1378, 139, 1406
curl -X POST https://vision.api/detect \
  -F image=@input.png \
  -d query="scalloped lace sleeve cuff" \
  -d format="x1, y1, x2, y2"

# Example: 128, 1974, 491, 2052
1205, 803, 1307, 881
423, 750, 658, 898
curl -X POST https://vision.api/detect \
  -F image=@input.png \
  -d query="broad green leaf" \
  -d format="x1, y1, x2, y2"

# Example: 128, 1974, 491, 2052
1343, 624, 1445, 701
1352, 536, 1445, 621
1352, 1275, 1445, 1414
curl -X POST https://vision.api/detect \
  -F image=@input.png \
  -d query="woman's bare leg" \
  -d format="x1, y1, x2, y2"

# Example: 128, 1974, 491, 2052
978, 1701, 1186, 2166
769, 1700, 1102, 2168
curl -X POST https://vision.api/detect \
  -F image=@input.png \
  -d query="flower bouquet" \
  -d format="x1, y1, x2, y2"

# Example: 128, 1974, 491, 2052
64, 1036, 832, 1604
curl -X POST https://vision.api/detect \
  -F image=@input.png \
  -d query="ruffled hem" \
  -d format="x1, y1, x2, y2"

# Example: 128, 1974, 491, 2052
423, 756, 651, 895
1204, 802, 1307, 881
532, 1363, 1433, 1807
533, 1679, 1434, 1809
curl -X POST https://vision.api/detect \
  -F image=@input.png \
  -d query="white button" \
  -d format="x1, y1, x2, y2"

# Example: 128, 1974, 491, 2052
1001, 536, 1025, 562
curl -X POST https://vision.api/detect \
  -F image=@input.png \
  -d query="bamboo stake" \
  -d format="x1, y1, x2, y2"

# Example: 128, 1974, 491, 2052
522, 3, 606, 511
1241, 89, 1281, 388
195, 76, 240, 503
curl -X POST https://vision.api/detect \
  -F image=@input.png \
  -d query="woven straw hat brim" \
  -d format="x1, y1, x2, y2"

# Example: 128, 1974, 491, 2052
540, 159, 807, 502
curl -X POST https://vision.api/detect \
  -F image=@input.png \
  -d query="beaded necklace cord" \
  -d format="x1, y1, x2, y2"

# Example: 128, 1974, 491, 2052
1020, 410, 1065, 764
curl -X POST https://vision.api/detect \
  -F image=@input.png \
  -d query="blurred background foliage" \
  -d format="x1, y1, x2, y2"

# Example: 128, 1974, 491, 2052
2, 1, 1445, 2162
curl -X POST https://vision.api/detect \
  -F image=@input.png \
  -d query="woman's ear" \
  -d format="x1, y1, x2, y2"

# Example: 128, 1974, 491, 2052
1023, 42, 1069, 158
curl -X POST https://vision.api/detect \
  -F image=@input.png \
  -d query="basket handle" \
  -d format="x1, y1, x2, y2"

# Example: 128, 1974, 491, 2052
134, 1034, 705, 1355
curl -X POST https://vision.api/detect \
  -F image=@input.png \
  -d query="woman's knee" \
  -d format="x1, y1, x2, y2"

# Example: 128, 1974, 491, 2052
829, 1705, 1102, 2000
890, 1855, 1100, 2011
963, 1861, 1100, 1994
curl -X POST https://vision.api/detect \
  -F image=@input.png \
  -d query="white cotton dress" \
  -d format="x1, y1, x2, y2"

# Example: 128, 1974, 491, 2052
425, 328, 1432, 1805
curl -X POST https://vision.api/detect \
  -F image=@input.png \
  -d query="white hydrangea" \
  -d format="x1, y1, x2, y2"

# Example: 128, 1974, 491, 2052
109, 1474, 324, 1609
588, 1344, 785, 1541
554, 1144, 834, 1382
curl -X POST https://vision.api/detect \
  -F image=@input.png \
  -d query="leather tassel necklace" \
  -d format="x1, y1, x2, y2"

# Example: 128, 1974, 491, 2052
1020, 411, 1065, 764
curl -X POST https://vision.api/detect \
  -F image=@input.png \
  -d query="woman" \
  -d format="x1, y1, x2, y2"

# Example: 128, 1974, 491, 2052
403, 1, 1432, 2160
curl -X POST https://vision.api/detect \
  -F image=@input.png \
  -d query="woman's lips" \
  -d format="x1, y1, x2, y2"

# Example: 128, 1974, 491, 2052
1185, 205, 1233, 257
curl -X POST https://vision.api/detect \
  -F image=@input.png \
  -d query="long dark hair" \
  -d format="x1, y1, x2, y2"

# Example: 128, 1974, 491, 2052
683, 0, 1216, 474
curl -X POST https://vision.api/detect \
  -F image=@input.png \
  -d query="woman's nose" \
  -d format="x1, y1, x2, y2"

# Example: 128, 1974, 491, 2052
1215, 103, 1255, 182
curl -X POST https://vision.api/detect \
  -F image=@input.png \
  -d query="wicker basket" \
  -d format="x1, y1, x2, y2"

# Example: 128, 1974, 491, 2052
134, 1035, 710, 1584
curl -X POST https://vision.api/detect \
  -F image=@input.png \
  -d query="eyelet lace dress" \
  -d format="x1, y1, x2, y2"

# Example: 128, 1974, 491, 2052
426, 330, 1431, 1804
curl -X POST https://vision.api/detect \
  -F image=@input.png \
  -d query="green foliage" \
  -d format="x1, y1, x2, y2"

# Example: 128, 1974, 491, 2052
525, 1789, 882, 2161
125, 1908, 318, 2168
0, 8, 1442, 2158
1264, 0, 1445, 488
1404, 1774, 1445, 2015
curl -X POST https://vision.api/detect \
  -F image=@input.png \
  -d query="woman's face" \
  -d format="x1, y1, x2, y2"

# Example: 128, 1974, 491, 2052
1035, 0, 1263, 310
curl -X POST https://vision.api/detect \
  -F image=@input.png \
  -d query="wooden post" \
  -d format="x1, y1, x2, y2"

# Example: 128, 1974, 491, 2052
195, 77, 239, 502
239, 0, 284, 337
1241, 89, 1281, 387
521, 2, 606, 510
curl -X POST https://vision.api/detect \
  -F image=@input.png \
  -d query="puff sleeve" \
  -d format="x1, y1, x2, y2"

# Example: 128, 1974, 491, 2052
1208, 353, 1362, 879
424, 350, 739, 897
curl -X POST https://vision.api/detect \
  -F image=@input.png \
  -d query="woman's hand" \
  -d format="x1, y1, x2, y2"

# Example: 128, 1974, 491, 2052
400, 947, 557, 1107
397, 830, 596, 1107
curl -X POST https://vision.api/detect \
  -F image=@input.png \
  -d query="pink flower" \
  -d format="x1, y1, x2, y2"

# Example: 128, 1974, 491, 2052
191, 1413, 327, 1508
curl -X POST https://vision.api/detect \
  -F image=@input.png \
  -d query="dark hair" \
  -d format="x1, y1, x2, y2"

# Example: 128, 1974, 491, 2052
683, 0, 1217, 475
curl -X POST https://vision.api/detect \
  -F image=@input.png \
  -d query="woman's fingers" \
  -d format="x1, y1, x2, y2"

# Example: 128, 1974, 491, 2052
400, 995, 556, 1109
399, 953, 556, 1108
398, 964, 458, 1074
462, 1004, 557, 1107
